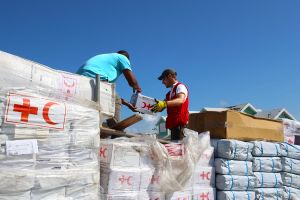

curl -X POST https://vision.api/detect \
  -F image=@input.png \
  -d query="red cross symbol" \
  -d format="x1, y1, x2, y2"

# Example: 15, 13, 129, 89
142, 102, 152, 110
99, 147, 107, 158
200, 171, 210, 180
200, 192, 210, 200
151, 175, 160, 184
13, 98, 38, 122
118, 175, 132, 185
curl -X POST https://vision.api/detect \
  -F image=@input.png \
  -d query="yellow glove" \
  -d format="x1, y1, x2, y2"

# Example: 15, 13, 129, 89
151, 100, 167, 113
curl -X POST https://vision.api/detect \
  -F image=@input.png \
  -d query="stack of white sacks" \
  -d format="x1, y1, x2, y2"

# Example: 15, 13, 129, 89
99, 139, 160, 200
0, 88, 101, 200
213, 139, 256, 200
165, 143, 216, 200
281, 143, 300, 199
252, 141, 284, 200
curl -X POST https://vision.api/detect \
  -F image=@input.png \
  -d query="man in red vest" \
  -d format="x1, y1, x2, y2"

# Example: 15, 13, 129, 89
151, 69, 189, 140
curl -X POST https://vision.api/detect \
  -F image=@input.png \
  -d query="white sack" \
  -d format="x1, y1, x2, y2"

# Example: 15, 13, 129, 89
214, 158, 253, 176
216, 175, 255, 191
0, 191, 31, 200
254, 172, 282, 188
255, 188, 284, 200
283, 186, 300, 200
217, 191, 255, 200
252, 141, 282, 157
252, 157, 282, 172
282, 157, 300, 175
213, 140, 253, 161
281, 143, 300, 160
281, 172, 300, 189
192, 187, 216, 200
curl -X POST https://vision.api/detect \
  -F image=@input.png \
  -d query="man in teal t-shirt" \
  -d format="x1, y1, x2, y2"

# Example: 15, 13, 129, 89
77, 50, 141, 116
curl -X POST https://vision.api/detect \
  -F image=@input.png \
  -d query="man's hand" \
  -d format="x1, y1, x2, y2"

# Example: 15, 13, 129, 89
151, 99, 167, 113
121, 98, 138, 112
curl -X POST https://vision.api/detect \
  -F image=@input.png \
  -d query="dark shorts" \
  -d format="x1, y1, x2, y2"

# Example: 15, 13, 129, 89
170, 125, 187, 141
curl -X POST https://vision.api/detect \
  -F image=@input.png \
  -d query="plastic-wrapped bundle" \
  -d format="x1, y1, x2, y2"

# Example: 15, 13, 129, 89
195, 146, 214, 167
192, 187, 216, 200
100, 139, 152, 169
254, 172, 282, 188
31, 187, 66, 200
252, 157, 282, 172
0, 191, 31, 200
0, 169, 35, 193
252, 141, 282, 157
192, 167, 215, 187
217, 191, 255, 200
281, 172, 300, 189
65, 184, 99, 200
255, 188, 284, 200
102, 192, 139, 200
283, 186, 300, 200
213, 140, 253, 161
214, 158, 253, 176
281, 143, 300, 160
282, 157, 300, 175
216, 175, 255, 191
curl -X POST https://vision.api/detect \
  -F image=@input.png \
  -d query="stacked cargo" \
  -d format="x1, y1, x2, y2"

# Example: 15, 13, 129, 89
281, 143, 300, 199
99, 139, 157, 200
252, 141, 284, 200
0, 88, 101, 199
213, 140, 256, 200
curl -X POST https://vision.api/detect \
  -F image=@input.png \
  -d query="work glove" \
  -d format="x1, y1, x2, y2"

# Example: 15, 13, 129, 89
151, 99, 167, 113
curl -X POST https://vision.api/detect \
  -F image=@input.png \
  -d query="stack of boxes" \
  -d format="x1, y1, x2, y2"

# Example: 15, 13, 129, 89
213, 140, 256, 200
0, 88, 101, 199
252, 141, 284, 199
100, 139, 157, 200
164, 142, 216, 200
281, 143, 300, 199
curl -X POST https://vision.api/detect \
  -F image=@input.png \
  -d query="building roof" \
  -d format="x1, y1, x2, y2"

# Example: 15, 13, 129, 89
255, 108, 296, 120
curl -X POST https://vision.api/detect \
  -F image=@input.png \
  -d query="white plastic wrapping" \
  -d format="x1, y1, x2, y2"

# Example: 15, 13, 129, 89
281, 172, 300, 189
217, 191, 255, 200
254, 172, 283, 188
216, 175, 256, 191
282, 157, 300, 175
281, 143, 300, 160
252, 141, 282, 157
213, 140, 253, 161
0, 87, 100, 198
255, 188, 284, 200
146, 129, 211, 194
0, 191, 31, 200
166, 190, 192, 200
0, 50, 116, 116
283, 186, 300, 200
192, 167, 215, 187
214, 158, 253, 176
252, 157, 282, 172
196, 146, 214, 167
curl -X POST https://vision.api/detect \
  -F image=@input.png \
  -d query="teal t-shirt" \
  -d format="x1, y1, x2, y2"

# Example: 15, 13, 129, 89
77, 53, 132, 83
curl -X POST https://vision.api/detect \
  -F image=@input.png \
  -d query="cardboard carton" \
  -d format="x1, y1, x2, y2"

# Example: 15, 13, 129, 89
188, 110, 283, 142
130, 93, 156, 114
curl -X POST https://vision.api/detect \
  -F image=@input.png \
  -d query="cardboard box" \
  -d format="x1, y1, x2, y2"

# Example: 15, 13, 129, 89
130, 93, 156, 114
188, 110, 283, 142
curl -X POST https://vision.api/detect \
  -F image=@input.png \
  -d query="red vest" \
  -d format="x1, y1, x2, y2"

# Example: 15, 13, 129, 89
165, 82, 189, 129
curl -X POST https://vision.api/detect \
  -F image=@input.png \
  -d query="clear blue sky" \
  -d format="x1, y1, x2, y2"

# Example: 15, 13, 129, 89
1, 1, 300, 121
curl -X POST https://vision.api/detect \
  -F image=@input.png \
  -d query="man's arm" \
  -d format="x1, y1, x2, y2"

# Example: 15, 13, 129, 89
166, 93, 186, 107
123, 69, 142, 93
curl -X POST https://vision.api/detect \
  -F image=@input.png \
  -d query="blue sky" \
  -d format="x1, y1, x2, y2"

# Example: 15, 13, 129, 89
1, 1, 300, 130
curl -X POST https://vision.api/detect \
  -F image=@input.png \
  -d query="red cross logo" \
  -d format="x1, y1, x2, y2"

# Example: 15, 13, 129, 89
99, 147, 107, 158
6, 93, 66, 130
200, 192, 210, 200
142, 102, 152, 110
118, 175, 133, 185
13, 98, 38, 122
200, 171, 210, 180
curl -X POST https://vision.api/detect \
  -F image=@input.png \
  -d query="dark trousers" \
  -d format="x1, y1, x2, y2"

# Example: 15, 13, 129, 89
170, 125, 187, 141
